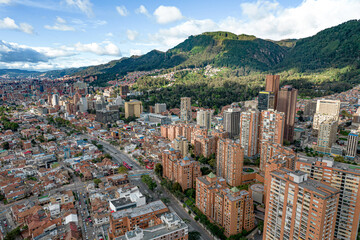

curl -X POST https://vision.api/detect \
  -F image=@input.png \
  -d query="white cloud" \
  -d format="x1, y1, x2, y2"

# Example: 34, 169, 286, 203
0, 17, 34, 34
45, 17, 75, 31
0, 0, 12, 4
106, 32, 113, 37
136, 5, 150, 16
65, 0, 93, 17
116, 6, 128, 17
129, 49, 142, 56
75, 41, 120, 56
227, 0, 360, 40
153, 5, 183, 24
151, 19, 218, 48
126, 30, 139, 41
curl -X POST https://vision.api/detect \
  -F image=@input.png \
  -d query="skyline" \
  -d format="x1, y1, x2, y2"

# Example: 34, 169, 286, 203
0, 0, 360, 71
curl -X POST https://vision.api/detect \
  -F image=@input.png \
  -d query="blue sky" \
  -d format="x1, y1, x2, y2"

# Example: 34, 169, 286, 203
0, 0, 359, 71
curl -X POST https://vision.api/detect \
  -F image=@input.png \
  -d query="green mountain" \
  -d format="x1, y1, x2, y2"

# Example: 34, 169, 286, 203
73, 31, 287, 85
278, 20, 360, 71
0, 69, 40, 77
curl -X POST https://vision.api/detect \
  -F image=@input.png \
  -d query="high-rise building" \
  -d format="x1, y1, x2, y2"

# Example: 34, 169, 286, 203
259, 109, 285, 146
180, 97, 192, 122
162, 148, 201, 190
265, 75, 280, 108
346, 130, 359, 159
304, 100, 317, 116
217, 138, 244, 186
196, 110, 212, 129
51, 94, 59, 106
264, 169, 340, 240
239, 109, 260, 158
193, 134, 217, 158
73, 92, 81, 105
79, 97, 88, 113
196, 173, 254, 237
223, 108, 241, 138
258, 91, 275, 111
119, 85, 129, 96
313, 99, 340, 130
276, 85, 298, 142
125, 100, 143, 118
296, 157, 360, 240
314, 119, 338, 154
154, 103, 166, 114
259, 141, 296, 172
172, 136, 189, 157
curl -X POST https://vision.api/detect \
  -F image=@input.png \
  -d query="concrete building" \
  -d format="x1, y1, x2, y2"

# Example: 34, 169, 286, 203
141, 113, 171, 125
162, 149, 201, 190
125, 100, 143, 118
223, 108, 241, 138
276, 85, 298, 142
265, 75, 280, 108
193, 134, 217, 158
259, 141, 296, 172
296, 157, 360, 240
197, 110, 212, 129
109, 200, 168, 238
154, 103, 166, 114
118, 212, 188, 240
314, 119, 338, 154
180, 97, 192, 122
51, 94, 59, 106
259, 109, 285, 146
304, 100, 317, 116
240, 109, 260, 158
313, 99, 340, 130
79, 97, 88, 113
109, 186, 146, 212
172, 136, 189, 158
120, 85, 129, 96
258, 91, 275, 111
217, 138, 244, 187
95, 109, 120, 123
346, 130, 359, 159
196, 173, 254, 237
263, 169, 340, 240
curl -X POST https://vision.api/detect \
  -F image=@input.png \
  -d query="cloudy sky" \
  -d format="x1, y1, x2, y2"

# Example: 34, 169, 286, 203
0, 0, 359, 71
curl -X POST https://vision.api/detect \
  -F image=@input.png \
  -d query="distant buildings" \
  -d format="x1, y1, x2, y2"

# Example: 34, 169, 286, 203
125, 100, 143, 118
197, 110, 212, 129
51, 94, 59, 106
346, 130, 359, 159
258, 91, 275, 111
264, 169, 339, 240
276, 85, 298, 142
180, 97, 192, 122
154, 103, 166, 114
172, 136, 189, 158
119, 85, 130, 96
314, 119, 338, 154
223, 108, 241, 138
196, 173, 255, 237
239, 109, 260, 158
217, 138, 244, 186
95, 109, 120, 123
265, 75, 280, 108
313, 99, 340, 130
259, 109, 285, 145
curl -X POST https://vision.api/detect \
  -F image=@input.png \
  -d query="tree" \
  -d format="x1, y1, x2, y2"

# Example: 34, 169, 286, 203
2, 142, 10, 150
154, 163, 163, 177
93, 178, 102, 187
117, 166, 128, 174
172, 182, 182, 192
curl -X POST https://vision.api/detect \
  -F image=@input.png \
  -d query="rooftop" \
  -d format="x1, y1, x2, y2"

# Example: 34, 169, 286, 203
111, 200, 167, 220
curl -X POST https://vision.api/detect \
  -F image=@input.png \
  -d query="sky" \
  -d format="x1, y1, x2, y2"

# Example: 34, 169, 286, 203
0, 0, 359, 71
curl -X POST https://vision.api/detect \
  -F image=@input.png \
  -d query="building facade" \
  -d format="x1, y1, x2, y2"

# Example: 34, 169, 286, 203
313, 99, 340, 130
265, 75, 280, 109
259, 109, 285, 146
258, 91, 275, 111
223, 108, 241, 138
125, 100, 143, 118
196, 110, 212, 129
239, 109, 260, 158
346, 130, 359, 159
314, 119, 338, 154
180, 97, 192, 122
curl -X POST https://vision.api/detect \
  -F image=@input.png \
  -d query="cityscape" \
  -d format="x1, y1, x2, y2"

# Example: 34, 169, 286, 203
1, 1, 360, 240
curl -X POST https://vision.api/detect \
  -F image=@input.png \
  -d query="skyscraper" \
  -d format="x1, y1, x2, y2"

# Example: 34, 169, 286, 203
297, 157, 360, 240
196, 110, 212, 129
223, 108, 241, 138
259, 109, 285, 145
276, 85, 298, 142
217, 138, 244, 186
265, 75, 280, 108
313, 99, 340, 130
154, 103, 167, 114
264, 169, 340, 240
239, 109, 260, 158
180, 97, 192, 122
346, 130, 359, 159
51, 94, 59, 106
314, 119, 338, 154
258, 91, 275, 111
